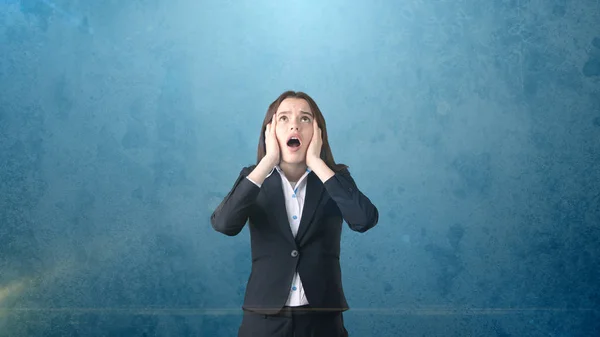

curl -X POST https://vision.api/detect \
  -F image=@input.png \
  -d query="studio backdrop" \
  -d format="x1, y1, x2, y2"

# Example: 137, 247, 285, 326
1, 0, 599, 336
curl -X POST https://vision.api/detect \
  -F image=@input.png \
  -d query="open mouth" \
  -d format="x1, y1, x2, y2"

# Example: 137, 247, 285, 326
287, 136, 301, 148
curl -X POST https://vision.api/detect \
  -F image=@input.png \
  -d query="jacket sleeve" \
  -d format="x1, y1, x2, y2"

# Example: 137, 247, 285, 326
210, 166, 260, 236
323, 168, 379, 233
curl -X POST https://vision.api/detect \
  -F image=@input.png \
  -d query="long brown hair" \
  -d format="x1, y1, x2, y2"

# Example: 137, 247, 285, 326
256, 91, 348, 172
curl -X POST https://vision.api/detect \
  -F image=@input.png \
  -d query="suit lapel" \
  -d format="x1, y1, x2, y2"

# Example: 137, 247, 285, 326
295, 172, 324, 244
262, 170, 296, 244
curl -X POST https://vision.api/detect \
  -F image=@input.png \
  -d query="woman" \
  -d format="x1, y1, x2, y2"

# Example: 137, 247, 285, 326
211, 90, 379, 337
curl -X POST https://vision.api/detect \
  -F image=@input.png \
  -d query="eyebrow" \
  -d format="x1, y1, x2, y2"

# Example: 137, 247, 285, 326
278, 110, 313, 117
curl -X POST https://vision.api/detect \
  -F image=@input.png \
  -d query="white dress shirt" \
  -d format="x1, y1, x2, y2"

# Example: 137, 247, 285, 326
246, 165, 311, 307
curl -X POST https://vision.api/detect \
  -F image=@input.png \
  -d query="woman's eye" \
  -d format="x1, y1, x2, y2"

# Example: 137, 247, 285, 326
279, 116, 287, 121
302, 117, 311, 122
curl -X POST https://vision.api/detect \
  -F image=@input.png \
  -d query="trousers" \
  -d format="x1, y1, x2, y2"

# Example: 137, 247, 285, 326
238, 305, 349, 337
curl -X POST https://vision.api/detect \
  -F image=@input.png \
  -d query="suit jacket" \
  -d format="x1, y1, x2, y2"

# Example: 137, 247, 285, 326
210, 165, 379, 315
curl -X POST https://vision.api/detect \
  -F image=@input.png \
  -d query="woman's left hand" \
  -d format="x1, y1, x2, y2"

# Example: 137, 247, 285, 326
306, 119, 323, 168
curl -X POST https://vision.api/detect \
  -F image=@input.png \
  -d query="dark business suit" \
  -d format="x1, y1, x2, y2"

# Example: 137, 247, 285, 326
210, 165, 378, 336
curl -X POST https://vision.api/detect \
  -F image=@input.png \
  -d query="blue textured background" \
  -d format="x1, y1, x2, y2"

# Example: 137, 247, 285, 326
1, 0, 600, 336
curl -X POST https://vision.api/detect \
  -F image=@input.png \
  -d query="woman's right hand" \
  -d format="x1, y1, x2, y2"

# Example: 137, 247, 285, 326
264, 114, 280, 167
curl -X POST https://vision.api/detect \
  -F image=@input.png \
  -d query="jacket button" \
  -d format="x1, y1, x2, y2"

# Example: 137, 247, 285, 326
291, 250, 299, 257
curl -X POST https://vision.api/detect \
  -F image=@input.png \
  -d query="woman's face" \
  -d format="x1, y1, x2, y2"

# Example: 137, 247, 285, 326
274, 98, 315, 166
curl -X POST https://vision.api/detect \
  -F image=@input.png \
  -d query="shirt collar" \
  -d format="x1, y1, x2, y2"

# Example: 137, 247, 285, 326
267, 165, 312, 178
